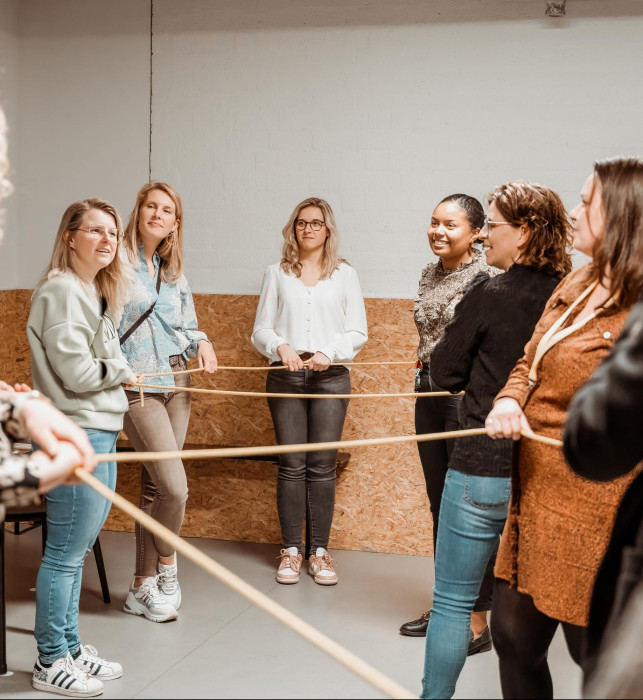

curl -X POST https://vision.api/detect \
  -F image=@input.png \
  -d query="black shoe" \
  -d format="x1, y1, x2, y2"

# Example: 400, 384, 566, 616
399, 611, 430, 637
468, 626, 492, 656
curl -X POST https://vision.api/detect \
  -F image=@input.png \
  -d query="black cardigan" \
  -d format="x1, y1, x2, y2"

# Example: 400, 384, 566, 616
431, 264, 562, 478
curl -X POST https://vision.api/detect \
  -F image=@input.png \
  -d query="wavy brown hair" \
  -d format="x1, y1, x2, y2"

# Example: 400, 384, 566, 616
487, 181, 573, 277
280, 197, 347, 279
590, 157, 643, 310
36, 198, 132, 320
123, 181, 184, 283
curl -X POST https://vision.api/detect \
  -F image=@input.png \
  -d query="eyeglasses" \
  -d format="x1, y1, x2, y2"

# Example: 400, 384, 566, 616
73, 226, 122, 242
295, 219, 325, 232
482, 217, 511, 231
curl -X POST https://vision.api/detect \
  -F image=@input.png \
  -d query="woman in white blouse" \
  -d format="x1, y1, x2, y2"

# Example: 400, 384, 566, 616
252, 197, 367, 586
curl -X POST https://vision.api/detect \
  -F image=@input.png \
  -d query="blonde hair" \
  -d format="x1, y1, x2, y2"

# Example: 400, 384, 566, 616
123, 181, 184, 283
0, 109, 13, 244
280, 197, 347, 279
36, 198, 132, 319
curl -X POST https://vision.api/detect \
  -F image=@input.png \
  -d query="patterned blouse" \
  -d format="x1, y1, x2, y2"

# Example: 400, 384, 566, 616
414, 249, 497, 365
119, 245, 210, 392
0, 393, 41, 521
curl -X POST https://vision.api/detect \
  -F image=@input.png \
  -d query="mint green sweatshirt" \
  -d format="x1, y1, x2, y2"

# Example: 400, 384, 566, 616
27, 274, 132, 431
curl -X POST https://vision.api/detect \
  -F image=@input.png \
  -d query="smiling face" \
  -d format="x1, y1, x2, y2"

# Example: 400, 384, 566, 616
137, 188, 179, 247
65, 208, 118, 281
295, 206, 328, 254
428, 201, 478, 269
569, 174, 605, 258
479, 201, 529, 271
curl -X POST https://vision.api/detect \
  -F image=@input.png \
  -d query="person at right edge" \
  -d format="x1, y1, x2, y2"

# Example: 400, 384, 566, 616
563, 165, 643, 699
485, 156, 643, 699
420, 181, 572, 699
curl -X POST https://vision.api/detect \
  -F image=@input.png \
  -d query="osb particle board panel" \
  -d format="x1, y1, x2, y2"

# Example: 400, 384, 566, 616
0, 290, 433, 556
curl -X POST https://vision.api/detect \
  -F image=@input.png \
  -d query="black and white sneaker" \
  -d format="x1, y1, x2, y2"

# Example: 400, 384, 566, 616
157, 560, 181, 610
32, 654, 104, 697
74, 644, 122, 681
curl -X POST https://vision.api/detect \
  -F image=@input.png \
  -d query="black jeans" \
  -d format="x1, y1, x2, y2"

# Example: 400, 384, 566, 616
491, 579, 584, 699
415, 371, 495, 612
267, 365, 350, 556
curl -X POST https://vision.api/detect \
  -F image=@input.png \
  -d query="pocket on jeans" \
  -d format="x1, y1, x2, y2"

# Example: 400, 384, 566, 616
463, 475, 511, 510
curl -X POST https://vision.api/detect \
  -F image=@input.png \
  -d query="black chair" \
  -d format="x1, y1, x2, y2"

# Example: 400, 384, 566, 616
0, 502, 110, 675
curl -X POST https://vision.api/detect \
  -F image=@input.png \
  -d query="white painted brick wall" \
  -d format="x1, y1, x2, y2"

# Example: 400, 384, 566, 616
2, 0, 642, 296
152, 0, 643, 297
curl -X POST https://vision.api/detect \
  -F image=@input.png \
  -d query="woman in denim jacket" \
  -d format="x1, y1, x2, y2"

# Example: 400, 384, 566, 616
120, 182, 218, 623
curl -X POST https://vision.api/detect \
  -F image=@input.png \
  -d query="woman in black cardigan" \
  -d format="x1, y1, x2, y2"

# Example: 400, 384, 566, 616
419, 182, 572, 699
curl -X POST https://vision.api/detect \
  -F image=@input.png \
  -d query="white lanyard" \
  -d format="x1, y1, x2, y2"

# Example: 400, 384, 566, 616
528, 281, 607, 384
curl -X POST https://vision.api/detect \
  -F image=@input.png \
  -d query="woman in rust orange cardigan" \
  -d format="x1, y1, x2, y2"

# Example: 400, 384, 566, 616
485, 156, 643, 699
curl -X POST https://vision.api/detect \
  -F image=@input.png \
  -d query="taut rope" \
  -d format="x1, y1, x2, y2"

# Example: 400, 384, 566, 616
133, 382, 460, 399
94, 428, 562, 464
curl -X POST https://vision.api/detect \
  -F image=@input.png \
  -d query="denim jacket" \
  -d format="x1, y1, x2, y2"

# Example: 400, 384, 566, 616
119, 245, 210, 391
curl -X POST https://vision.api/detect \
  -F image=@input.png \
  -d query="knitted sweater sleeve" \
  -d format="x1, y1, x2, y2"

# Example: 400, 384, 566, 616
430, 272, 489, 392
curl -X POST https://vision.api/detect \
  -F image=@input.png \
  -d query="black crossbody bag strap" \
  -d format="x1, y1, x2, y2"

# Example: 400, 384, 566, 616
119, 272, 162, 346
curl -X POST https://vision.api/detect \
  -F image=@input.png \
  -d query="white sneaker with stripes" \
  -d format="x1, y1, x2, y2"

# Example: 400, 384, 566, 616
123, 576, 178, 622
156, 560, 181, 610
32, 653, 104, 697
73, 644, 122, 680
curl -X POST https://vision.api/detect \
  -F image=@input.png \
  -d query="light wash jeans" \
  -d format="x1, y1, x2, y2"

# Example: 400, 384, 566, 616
34, 429, 118, 664
421, 468, 511, 699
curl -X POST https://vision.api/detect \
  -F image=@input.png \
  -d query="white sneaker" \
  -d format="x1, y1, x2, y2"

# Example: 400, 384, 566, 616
73, 644, 122, 681
32, 654, 104, 697
123, 577, 178, 622
156, 560, 181, 610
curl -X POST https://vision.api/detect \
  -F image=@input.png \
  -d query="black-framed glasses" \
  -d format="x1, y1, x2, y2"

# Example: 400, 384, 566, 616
73, 226, 122, 242
295, 219, 325, 232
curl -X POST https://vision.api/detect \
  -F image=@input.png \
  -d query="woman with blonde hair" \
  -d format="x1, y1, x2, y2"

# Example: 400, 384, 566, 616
119, 181, 217, 622
27, 197, 137, 696
252, 197, 367, 585
486, 157, 643, 698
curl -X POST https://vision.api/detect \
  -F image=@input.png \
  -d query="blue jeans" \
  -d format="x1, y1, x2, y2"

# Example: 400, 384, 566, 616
34, 429, 118, 664
421, 469, 511, 699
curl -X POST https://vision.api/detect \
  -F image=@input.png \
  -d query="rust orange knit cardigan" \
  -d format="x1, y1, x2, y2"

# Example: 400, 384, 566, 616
494, 266, 639, 626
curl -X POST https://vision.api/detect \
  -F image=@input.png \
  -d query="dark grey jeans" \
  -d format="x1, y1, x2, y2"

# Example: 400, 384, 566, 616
267, 365, 351, 556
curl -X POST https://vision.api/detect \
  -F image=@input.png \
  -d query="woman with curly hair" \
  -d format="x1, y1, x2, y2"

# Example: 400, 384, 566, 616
251, 197, 367, 586
486, 157, 643, 699
420, 182, 573, 698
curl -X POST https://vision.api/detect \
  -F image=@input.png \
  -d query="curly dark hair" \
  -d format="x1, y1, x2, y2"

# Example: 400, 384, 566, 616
590, 157, 643, 310
438, 193, 485, 230
487, 181, 573, 277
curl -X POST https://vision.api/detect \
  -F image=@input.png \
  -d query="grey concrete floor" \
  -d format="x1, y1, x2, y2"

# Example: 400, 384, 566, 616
0, 529, 582, 699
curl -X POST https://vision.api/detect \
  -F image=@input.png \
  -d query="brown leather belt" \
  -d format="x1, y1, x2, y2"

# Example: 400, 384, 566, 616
298, 352, 314, 361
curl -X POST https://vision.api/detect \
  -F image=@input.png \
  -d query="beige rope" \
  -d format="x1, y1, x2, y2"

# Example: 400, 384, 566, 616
138, 360, 416, 378
133, 382, 459, 399
74, 469, 416, 699
95, 428, 562, 464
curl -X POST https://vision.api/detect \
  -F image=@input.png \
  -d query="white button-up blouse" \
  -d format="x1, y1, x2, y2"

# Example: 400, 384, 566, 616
251, 262, 368, 364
